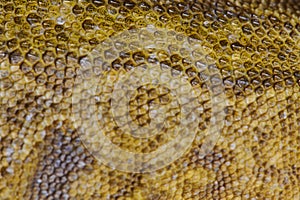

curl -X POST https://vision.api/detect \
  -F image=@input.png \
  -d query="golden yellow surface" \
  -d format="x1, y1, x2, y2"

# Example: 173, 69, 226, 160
0, 0, 300, 199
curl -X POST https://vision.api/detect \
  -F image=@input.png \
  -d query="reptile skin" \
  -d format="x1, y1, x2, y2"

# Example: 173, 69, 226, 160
0, 0, 300, 199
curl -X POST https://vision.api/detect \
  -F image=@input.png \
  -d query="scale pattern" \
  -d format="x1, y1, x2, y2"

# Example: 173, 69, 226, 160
0, 0, 299, 199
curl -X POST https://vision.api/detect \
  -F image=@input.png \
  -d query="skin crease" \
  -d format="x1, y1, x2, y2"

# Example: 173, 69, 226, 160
0, 0, 300, 199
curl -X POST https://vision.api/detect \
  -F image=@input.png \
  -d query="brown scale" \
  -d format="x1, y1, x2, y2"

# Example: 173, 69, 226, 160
27, 120, 94, 200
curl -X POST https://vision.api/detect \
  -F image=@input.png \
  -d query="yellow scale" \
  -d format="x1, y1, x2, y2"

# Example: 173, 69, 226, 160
0, 0, 299, 199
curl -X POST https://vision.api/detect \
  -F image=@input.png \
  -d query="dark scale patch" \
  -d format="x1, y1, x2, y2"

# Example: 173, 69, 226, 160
190, 145, 234, 173
29, 120, 94, 200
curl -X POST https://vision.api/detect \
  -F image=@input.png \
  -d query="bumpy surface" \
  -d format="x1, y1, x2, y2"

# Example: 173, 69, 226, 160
0, 0, 300, 199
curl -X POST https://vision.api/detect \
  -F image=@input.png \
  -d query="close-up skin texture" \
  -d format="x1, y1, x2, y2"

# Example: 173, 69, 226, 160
0, 0, 300, 199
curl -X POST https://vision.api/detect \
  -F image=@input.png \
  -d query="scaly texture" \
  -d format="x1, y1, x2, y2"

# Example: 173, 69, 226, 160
0, 0, 300, 199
